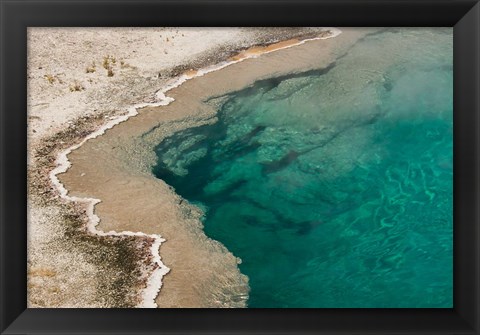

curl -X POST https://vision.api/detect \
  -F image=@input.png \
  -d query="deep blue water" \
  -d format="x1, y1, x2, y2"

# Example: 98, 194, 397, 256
152, 29, 453, 307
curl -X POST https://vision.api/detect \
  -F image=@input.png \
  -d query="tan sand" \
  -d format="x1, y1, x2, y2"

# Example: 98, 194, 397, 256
56, 28, 376, 307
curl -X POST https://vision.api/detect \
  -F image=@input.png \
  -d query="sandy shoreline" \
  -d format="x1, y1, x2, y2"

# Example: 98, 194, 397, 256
28, 27, 374, 307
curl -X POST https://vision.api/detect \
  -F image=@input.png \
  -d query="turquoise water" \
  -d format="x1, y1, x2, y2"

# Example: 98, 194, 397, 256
152, 29, 453, 308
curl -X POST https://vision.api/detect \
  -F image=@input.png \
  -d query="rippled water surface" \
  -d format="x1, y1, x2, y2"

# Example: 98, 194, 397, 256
153, 29, 453, 307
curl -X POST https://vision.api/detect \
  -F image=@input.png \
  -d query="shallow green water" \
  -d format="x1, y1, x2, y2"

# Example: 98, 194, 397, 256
152, 29, 453, 308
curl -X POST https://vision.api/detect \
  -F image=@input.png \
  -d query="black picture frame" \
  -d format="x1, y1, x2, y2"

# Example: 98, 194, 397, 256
1, 0, 479, 334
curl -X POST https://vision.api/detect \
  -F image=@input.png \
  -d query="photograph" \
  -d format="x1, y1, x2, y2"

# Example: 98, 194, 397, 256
27, 27, 453, 309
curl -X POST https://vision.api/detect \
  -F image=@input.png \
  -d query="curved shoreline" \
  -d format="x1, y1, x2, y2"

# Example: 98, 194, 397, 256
50, 28, 343, 307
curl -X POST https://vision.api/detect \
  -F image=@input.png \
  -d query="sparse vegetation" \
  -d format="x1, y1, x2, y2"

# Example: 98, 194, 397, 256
86, 62, 96, 73
69, 80, 84, 92
102, 55, 116, 69
102, 55, 117, 77
44, 74, 56, 84
44, 74, 64, 85
102, 57, 108, 69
